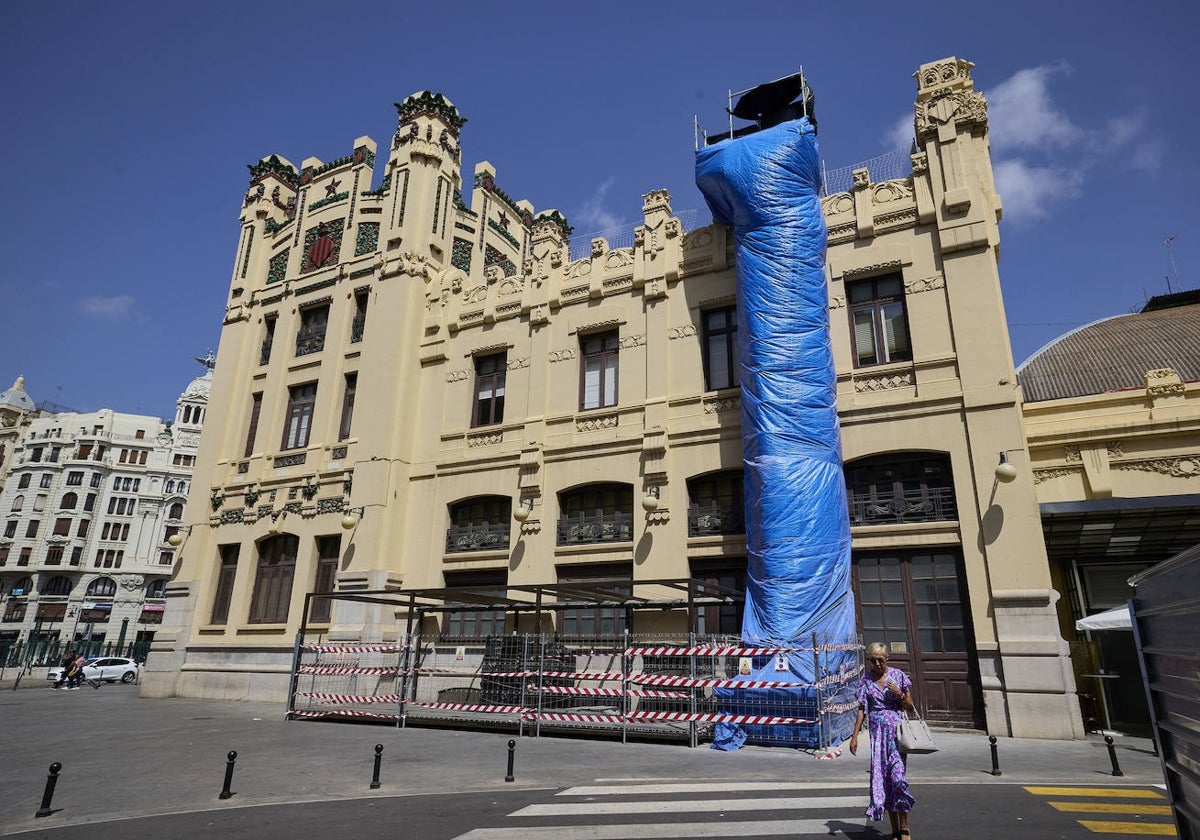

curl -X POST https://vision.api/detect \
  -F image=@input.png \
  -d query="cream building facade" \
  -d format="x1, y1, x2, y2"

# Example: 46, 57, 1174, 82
145, 57, 1086, 739
0, 367, 206, 651
0, 376, 44, 494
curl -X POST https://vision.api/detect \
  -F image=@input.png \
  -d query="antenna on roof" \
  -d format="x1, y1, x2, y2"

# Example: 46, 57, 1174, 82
1163, 236, 1180, 294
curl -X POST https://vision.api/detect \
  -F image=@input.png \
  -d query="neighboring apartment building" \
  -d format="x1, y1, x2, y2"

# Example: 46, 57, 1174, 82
0, 365, 207, 649
143, 57, 1085, 739
0, 376, 43, 493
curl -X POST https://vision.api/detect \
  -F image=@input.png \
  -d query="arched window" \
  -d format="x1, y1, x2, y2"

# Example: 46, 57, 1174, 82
9, 576, 34, 596
178, 481, 187, 494
86, 576, 117, 597
40, 575, 74, 596
844, 452, 957, 526
146, 579, 167, 598
557, 483, 634, 545
686, 469, 745, 536
166, 480, 175, 494
168, 502, 184, 521
446, 496, 511, 553
61, 492, 78, 510
11, 494, 23, 512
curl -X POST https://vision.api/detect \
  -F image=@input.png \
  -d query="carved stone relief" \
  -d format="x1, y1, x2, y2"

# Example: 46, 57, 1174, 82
904, 274, 944, 294
577, 413, 618, 432
548, 348, 577, 363
667, 325, 697, 340
854, 372, 915, 393
1113, 456, 1200, 478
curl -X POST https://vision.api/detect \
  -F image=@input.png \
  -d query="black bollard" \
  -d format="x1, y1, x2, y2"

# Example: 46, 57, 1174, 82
219, 750, 238, 800
989, 735, 1001, 776
35, 762, 62, 818
1105, 735, 1124, 777
505, 739, 516, 783
370, 744, 383, 789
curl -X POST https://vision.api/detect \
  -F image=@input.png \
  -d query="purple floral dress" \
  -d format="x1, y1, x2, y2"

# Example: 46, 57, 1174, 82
855, 667, 916, 821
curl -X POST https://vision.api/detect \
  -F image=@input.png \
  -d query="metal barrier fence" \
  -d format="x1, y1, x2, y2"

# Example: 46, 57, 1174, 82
287, 633, 862, 749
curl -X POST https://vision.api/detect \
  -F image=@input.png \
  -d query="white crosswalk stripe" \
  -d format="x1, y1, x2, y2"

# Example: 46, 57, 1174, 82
453, 781, 871, 839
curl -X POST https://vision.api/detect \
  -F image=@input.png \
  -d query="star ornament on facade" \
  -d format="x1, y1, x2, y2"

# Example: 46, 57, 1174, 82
497, 210, 509, 229
325, 179, 341, 197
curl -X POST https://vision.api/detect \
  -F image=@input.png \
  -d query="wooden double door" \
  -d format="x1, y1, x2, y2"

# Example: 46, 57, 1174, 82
852, 551, 983, 729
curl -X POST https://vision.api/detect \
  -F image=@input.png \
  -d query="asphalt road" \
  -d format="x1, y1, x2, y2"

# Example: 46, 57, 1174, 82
1, 682, 1172, 838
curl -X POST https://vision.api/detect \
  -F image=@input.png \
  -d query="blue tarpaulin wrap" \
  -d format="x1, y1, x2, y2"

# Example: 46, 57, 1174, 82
695, 118, 856, 749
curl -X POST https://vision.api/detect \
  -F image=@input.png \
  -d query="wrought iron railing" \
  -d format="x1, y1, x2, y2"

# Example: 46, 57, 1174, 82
294, 326, 326, 357
445, 523, 511, 554
556, 512, 634, 545
847, 486, 957, 526
688, 503, 746, 537
259, 338, 273, 365
350, 314, 366, 344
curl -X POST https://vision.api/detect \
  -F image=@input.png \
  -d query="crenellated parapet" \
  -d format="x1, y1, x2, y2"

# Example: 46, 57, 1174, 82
392, 91, 466, 166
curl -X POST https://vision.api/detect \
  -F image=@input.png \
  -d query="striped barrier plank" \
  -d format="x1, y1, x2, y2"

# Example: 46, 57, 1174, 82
303, 644, 406, 653
406, 701, 529, 714
525, 712, 627, 724
531, 685, 690, 699
625, 646, 802, 657
297, 693, 402, 704
289, 709, 400, 721
297, 666, 402, 676
627, 711, 817, 724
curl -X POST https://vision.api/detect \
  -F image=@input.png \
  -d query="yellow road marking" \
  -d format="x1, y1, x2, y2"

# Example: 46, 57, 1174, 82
1049, 802, 1172, 815
1077, 820, 1177, 835
1025, 787, 1166, 799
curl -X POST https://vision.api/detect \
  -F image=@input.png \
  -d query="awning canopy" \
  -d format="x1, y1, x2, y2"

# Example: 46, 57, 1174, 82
1076, 605, 1132, 632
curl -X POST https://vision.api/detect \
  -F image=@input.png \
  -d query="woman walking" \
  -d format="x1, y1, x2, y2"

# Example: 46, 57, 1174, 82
849, 641, 916, 839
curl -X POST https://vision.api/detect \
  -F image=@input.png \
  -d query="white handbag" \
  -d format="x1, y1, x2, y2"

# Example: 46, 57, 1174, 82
896, 709, 938, 754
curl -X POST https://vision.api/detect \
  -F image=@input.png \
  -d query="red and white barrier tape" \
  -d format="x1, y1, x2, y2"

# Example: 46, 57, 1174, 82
626, 646, 798, 657
297, 666, 401, 676
531, 685, 689, 699
406, 702, 529, 714
297, 693, 402, 705
289, 709, 399, 721
303, 644, 406, 653
627, 711, 817, 725
525, 712, 626, 724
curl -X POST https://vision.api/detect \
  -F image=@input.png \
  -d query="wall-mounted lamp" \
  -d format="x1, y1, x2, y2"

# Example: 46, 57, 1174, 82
341, 506, 366, 530
642, 486, 661, 512
994, 451, 1019, 484
166, 526, 193, 547
513, 499, 533, 523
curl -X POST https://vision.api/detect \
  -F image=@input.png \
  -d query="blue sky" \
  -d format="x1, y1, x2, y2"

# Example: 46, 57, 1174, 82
3, 1, 1197, 418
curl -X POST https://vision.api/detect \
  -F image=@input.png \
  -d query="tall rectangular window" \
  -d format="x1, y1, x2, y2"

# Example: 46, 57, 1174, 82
70, 546, 82, 566
338, 374, 357, 441
281, 383, 317, 450
66, 471, 84, 486
442, 570, 507, 638
557, 563, 632, 638
580, 330, 619, 410
702, 306, 737, 391
245, 392, 263, 457
248, 535, 298, 624
472, 353, 506, 427
18, 473, 30, 489
46, 545, 64, 565
309, 535, 341, 623
295, 305, 329, 357
350, 291, 368, 343
210, 544, 240, 625
25, 520, 39, 538
53, 517, 71, 536
260, 315, 276, 365
848, 274, 912, 367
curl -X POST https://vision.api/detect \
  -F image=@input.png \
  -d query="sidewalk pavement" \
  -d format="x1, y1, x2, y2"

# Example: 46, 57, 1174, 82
0, 683, 1165, 836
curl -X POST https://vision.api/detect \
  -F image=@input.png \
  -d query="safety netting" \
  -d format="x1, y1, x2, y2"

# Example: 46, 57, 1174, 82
695, 116, 857, 749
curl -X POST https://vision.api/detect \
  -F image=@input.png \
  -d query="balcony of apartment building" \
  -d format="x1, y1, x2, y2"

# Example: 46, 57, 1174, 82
556, 483, 634, 547
445, 497, 512, 554
844, 453, 957, 527
687, 470, 746, 538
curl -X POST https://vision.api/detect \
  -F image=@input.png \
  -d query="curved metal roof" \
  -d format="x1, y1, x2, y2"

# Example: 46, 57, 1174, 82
1017, 303, 1200, 402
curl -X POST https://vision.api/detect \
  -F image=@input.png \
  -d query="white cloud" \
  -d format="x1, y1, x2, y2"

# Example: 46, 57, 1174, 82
986, 63, 1083, 154
1130, 139, 1165, 172
882, 113, 914, 154
573, 177, 622, 234
79, 295, 136, 319
993, 159, 1084, 222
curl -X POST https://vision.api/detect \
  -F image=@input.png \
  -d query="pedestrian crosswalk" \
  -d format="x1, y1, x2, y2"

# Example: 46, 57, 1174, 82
454, 781, 871, 839
1024, 786, 1176, 836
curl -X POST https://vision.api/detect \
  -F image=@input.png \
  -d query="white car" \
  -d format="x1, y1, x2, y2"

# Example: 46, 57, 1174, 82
46, 656, 139, 685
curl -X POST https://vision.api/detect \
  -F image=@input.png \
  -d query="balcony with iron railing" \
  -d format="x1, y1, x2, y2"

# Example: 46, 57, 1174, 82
445, 522, 511, 554
847, 486, 957, 527
556, 512, 634, 546
294, 326, 326, 357
688, 503, 746, 537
